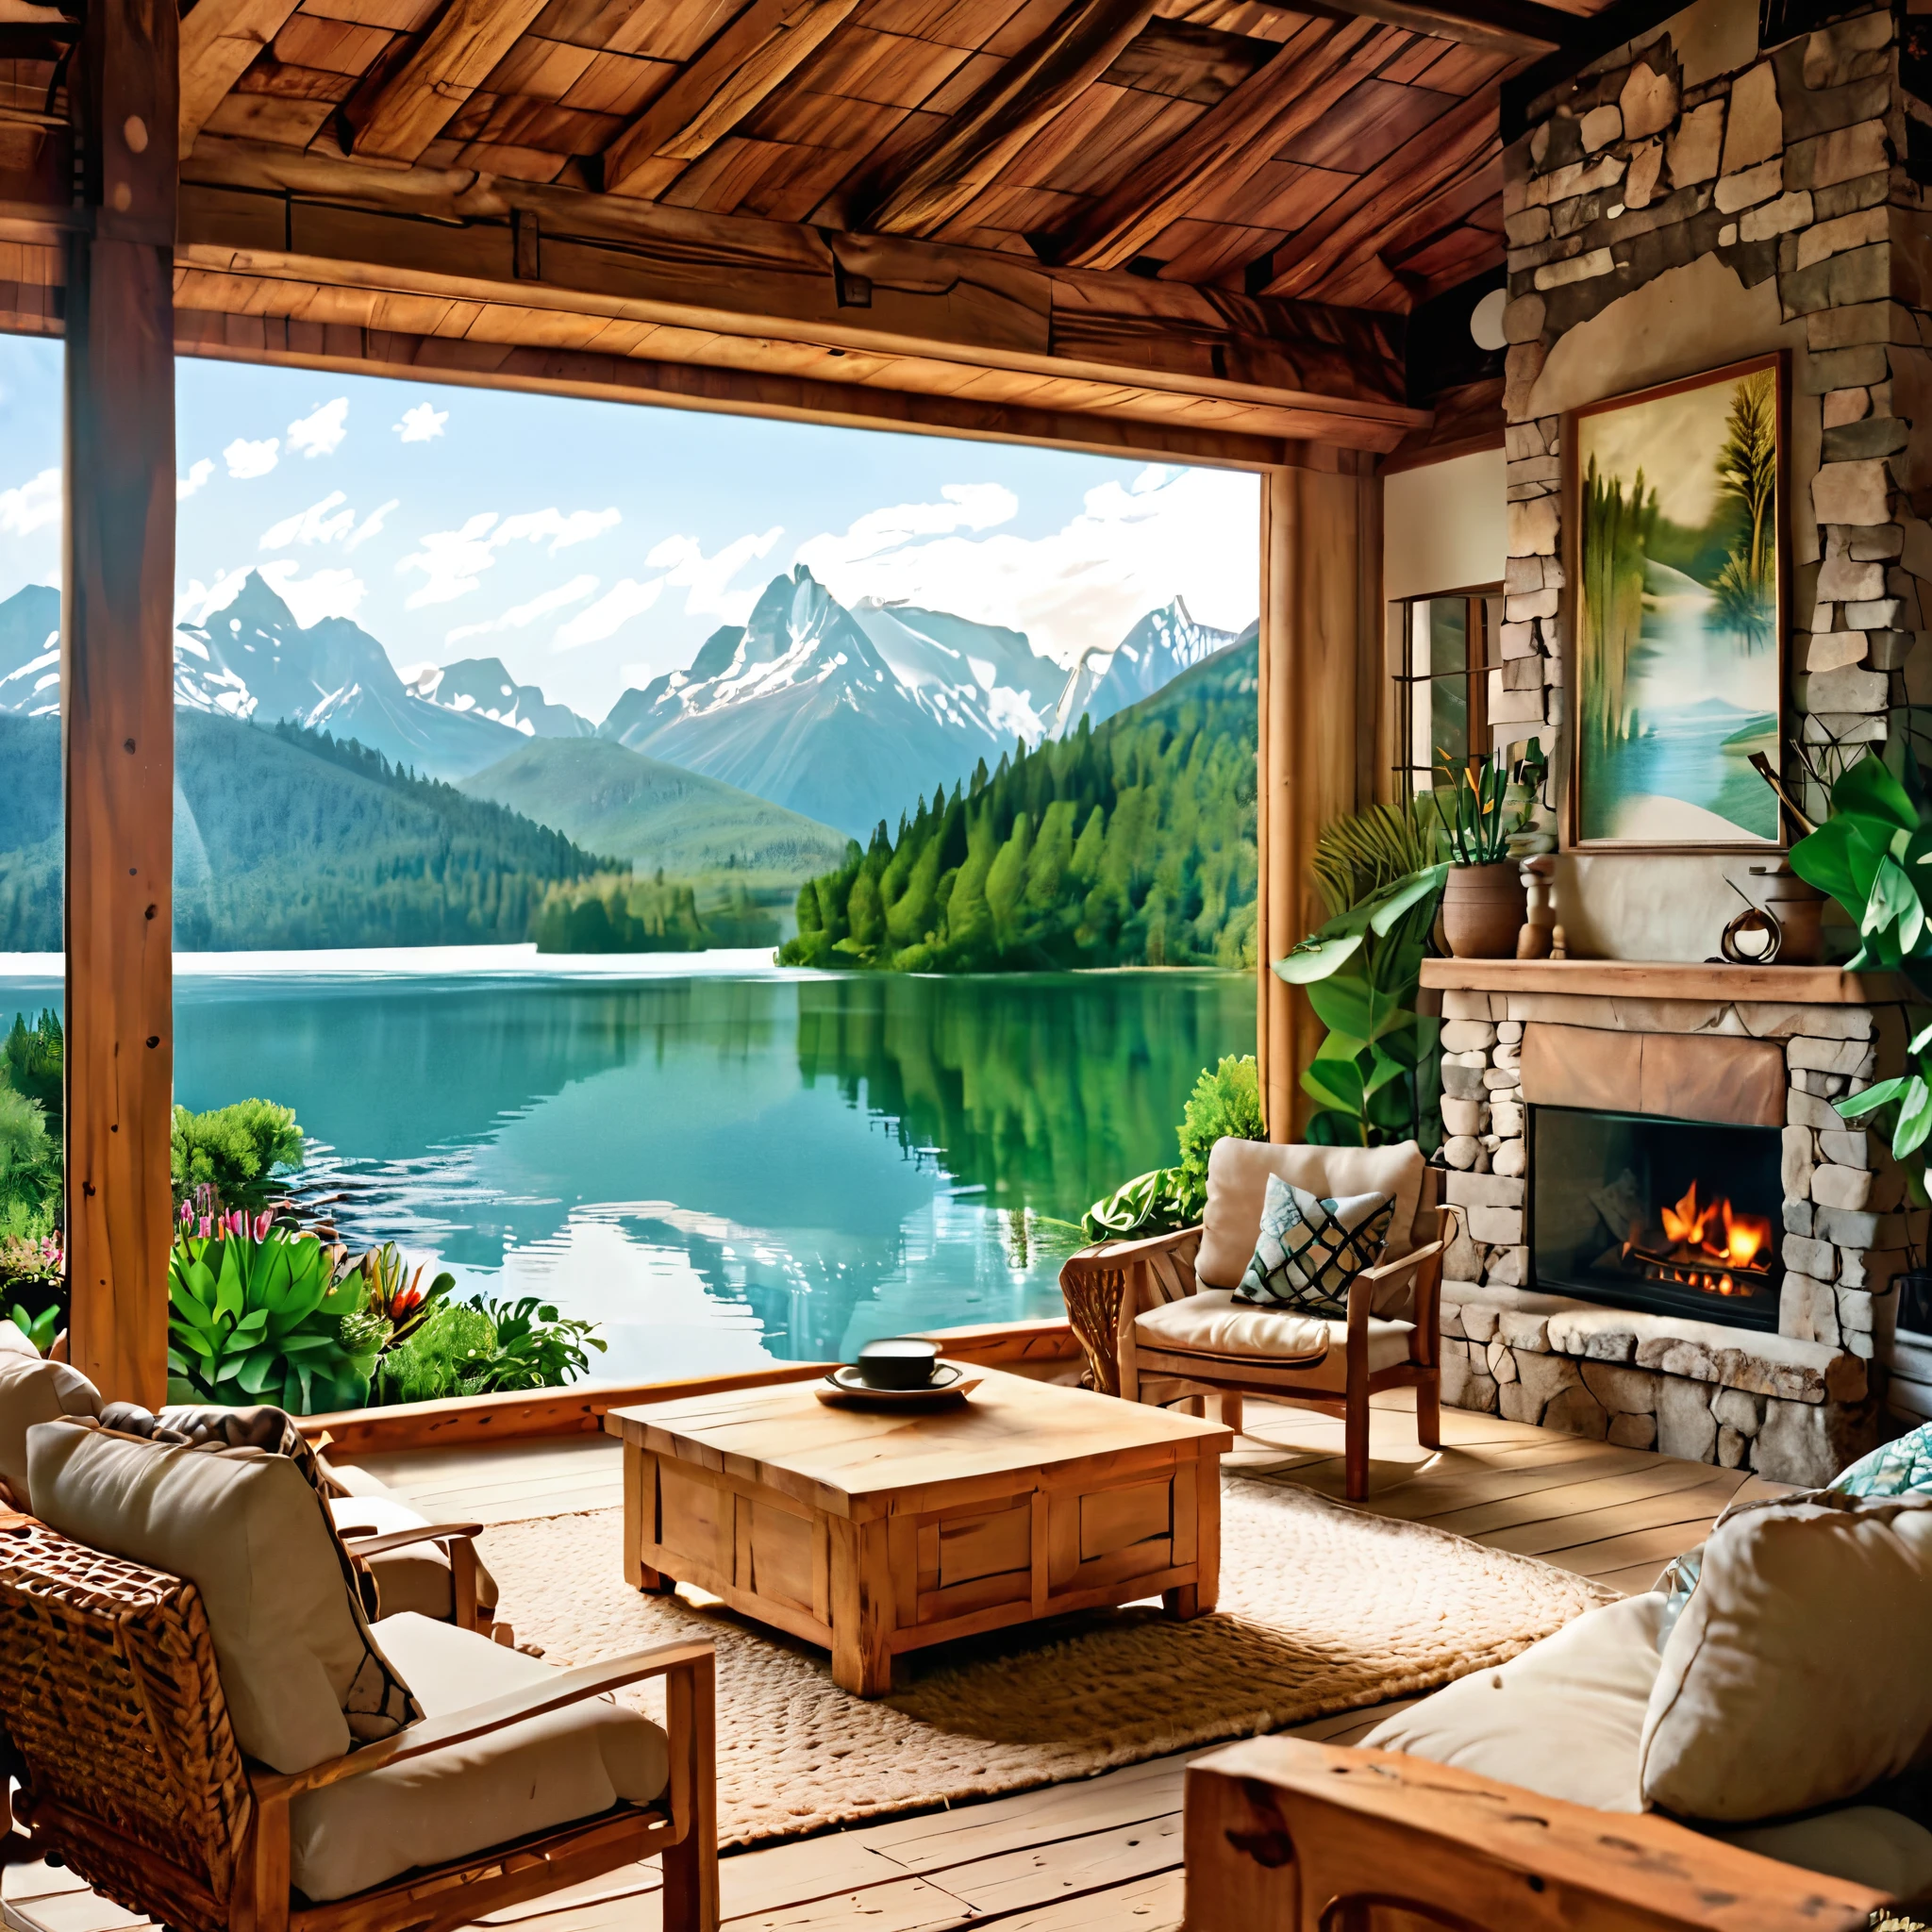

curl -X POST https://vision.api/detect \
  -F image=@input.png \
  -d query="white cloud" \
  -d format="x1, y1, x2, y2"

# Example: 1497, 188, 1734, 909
794, 484, 1015, 575
793, 466, 1259, 667
288, 398, 349, 459
258, 560, 366, 626
447, 574, 598, 644
394, 403, 448, 443
399, 506, 621, 608
554, 578, 662, 651
259, 491, 355, 550
224, 437, 279, 480
346, 498, 400, 552
0, 467, 59, 536
175, 568, 251, 626
176, 458, 214, 502
643, 525, 784, 625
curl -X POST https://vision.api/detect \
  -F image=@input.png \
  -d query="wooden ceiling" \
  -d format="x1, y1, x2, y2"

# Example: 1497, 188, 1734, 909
0, 0, 1620, 463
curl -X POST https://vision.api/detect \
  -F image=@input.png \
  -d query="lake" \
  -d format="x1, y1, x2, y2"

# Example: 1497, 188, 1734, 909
2, 958, 1255, 1379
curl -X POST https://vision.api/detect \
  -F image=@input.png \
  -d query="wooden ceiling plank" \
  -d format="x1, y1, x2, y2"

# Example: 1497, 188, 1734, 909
855, 0, 1162, 237
1049, 14, 1391, 270
342, 0, 557, 161
1259, 83, 1495, 298
1293, 0, 1574, 58
180, 0, 308, 155
600, 0, 864, 198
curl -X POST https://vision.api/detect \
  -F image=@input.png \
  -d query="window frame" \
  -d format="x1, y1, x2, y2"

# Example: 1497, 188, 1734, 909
1390, 583, 1505, 794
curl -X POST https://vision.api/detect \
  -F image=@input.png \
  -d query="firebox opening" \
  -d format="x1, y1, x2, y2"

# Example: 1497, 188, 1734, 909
1528, 1105, 1783, 1333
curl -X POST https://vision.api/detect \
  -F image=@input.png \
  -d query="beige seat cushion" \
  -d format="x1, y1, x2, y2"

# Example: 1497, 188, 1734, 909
0, 1320, 41, 1358
291, 1612, 670, 1903
1136, 1291, 1413, 1390
1641, 1491, 1932, 1823
1364, 1593, 1665, 1813
1196, 1141, 1426, 1311
28, 1420, 418, 1773
1707, 1808, 1932, 1901
327, 1493, 500, 1621
0, 1352, 101, 1514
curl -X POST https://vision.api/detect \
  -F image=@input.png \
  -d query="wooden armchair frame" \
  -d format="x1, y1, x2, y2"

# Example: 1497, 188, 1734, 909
0, 1509, 719, 1932
1060, 1170, 1458, 1500
333, 1517, 491, 1635
1181, 1737, 1890, 1932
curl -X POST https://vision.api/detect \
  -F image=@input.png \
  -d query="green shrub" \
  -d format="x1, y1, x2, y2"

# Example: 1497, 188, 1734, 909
377, 1295, 606, 1403
3, 1010, 61, 1128
171, 1099, 305, 1210
1175, 1056, 1264, 1202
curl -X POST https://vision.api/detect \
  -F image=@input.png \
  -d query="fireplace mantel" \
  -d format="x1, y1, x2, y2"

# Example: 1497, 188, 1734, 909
1419, 959, 1900, 1006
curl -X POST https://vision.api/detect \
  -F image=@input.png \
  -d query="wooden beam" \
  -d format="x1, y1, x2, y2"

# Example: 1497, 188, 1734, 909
177, 0, 306, 157
1295, 0, 1574, 58
173, 138, 1424, 448
341, 0, 553, 164
1260, 86, 1498, 300
857, 0, 1160, 239
1256, 458, 1380, 1141
600, 0, 863, 202
64, 0, 176, 1408
1050, 15, 1391, 272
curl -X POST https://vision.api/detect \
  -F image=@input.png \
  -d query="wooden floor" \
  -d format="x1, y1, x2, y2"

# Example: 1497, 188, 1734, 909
4, 1392, 1781, 1932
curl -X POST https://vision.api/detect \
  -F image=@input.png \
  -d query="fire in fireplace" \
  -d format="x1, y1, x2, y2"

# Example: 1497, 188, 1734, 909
1528, 1105, 1782, 1331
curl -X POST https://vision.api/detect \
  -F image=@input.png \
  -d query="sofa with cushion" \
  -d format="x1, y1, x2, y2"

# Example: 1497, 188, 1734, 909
1181, 1425, 1932, 1927
1060, 1138, 1453, 1498
0, 1410, 718, 1932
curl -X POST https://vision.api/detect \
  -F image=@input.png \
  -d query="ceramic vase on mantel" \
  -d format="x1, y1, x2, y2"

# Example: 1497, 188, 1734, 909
1442, 862, 1527, 959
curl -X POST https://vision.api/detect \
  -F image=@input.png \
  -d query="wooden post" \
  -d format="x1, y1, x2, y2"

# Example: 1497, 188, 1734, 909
1255, 458, 1382, 1143
62, 0, 177, 1407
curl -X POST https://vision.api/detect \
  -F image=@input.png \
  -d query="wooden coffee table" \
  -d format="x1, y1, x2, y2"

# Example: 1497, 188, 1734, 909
605, 1369, 1230, 1696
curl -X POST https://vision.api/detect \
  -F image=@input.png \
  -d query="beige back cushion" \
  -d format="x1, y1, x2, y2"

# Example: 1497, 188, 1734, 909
1197, 1140, 1427, 1304
28, 1420, 419, 1774
0, 1351, 101, 1513
1640, 1492, 1932, 1822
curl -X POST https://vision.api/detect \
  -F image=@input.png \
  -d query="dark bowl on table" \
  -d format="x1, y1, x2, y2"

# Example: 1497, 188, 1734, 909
855, 1338, 941, 1390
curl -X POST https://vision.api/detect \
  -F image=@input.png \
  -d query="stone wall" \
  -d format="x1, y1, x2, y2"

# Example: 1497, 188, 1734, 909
1498, 0, 1932, 824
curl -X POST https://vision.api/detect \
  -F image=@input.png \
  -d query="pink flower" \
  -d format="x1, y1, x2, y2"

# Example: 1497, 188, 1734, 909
198, 1215, 213, 1239
253, 1209, 274, 1241
179, 1200, 193, 1225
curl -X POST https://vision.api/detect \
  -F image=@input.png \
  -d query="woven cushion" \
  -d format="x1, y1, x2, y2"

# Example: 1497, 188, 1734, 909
1196, 1141, 1426, 1311
27, 1420, 421, 1774
1640, 1491, 1932, 1822
1233, 1176, 1391, 1317
0, 1351, 100, 1514
291, 1613, 670, 1902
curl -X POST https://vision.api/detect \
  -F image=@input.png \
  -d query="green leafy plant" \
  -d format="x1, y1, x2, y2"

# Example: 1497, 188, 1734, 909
8, 1301, 57, 1354
1438, 742, 1546, 866
171, 1099, 306, 1212
1784, 747, 1932, 1258
376, 1294, 606, 1402
3, 1010, 62, 1128
167, 1219, 375, 1414
357, 1241, 454, 1349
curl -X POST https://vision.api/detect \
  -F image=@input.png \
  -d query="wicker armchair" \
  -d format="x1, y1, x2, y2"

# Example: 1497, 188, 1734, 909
1061, 1153, 1455, 1502
0, 1507, 719, 1932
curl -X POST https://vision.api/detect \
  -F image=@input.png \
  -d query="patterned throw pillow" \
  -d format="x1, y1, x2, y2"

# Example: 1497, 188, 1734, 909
1831, 1422, 1932, 1499
1233, 1174, 1393, 1318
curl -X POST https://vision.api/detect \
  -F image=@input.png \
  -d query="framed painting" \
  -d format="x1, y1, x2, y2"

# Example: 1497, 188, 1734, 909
1565, 354, 1787, 850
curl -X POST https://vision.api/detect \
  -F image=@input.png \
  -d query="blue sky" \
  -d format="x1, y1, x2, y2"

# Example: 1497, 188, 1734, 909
0, 337, 1259, 724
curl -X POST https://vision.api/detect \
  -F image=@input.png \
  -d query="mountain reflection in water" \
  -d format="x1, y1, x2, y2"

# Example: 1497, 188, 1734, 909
144, 968, 1255, 1377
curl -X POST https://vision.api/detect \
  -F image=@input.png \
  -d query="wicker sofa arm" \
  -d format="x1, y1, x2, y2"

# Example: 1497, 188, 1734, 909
1182, 1738, 1887, 1932
255, 1639, 716, 1799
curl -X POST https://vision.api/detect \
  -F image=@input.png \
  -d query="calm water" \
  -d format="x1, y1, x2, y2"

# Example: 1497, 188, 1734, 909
8, 964, 1253, 1378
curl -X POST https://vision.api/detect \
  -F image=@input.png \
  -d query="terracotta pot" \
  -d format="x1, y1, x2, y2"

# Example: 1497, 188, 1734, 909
1442, 862, 1526, 959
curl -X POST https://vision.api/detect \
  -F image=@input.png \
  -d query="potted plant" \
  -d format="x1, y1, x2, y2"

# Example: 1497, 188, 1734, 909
1439, 741, 1547, 960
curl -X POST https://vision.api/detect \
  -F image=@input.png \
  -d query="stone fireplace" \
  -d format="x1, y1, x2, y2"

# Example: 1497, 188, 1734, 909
1425, 958, 1916, 1486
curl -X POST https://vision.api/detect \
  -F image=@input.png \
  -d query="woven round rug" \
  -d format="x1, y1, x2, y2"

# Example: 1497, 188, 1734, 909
477, 1476, 1614, 1845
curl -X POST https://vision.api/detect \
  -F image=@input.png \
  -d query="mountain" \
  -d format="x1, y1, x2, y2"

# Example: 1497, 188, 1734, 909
0, 585, 58, 718
0, 709, 611, 951
405, 658, 594, 741
1052, 598, 1237, 728
171, 574, 531, 780
460, 737, 848, 895
780, 625, 1258, 974
596, 567, 1012, 839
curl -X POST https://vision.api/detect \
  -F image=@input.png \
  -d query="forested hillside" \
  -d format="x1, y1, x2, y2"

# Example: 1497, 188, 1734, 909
778, 626, 1257, 974
0, 712, 611, 950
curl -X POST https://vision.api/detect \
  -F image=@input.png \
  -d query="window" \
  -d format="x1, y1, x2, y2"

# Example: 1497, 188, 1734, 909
1391, 587, 1504, 791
